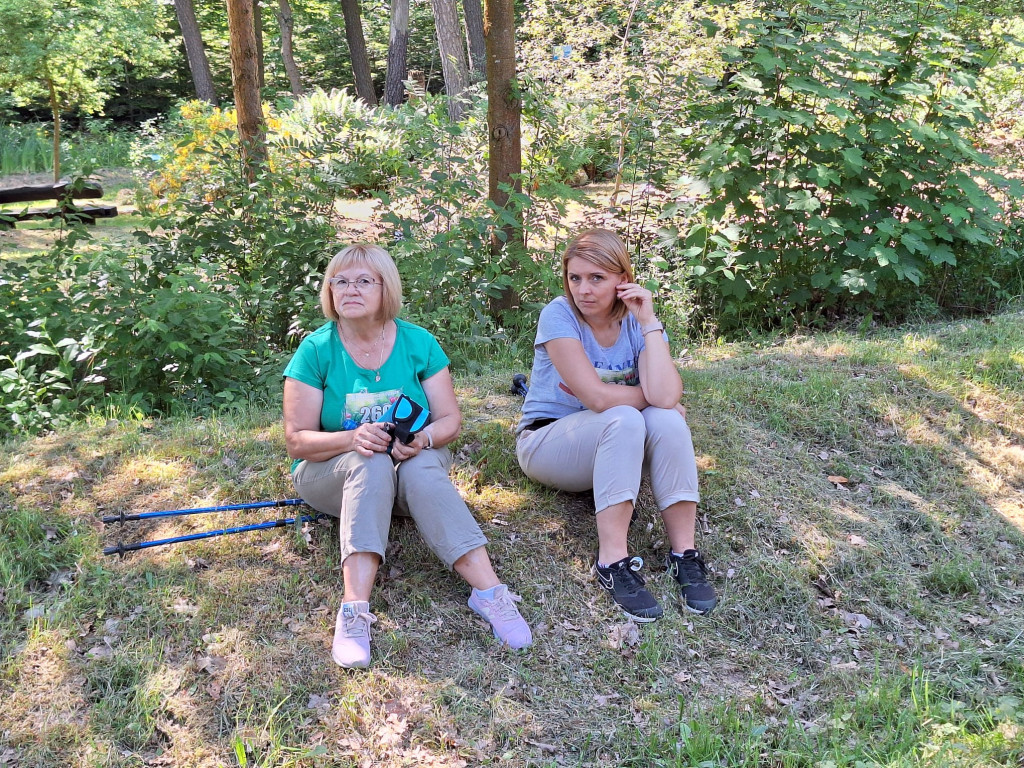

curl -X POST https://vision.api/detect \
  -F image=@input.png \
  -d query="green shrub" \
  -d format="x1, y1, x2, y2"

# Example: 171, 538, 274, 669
652, 0, 1024, 333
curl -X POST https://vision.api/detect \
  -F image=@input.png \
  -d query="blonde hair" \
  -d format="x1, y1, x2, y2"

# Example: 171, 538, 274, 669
561, 228, 634, 322
319, 244, 403, 322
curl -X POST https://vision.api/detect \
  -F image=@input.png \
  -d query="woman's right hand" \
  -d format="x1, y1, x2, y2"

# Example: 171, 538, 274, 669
351, 421, 394, 456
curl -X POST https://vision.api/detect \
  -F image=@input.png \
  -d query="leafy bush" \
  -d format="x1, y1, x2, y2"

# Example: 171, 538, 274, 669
645, 0, 1024, 333
0, 238, 279, 435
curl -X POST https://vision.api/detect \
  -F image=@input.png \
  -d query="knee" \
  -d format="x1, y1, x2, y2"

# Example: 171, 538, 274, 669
396, 451, 447, 492
602, 404, 647, 435
345, 452, 397, 490
643, 406, 690, 438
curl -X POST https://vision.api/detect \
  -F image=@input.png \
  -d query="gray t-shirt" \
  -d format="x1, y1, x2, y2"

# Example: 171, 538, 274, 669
517, 296, 656, 433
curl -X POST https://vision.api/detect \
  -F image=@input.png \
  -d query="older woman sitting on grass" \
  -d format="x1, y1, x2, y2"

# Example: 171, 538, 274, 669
283, 243, 532, 668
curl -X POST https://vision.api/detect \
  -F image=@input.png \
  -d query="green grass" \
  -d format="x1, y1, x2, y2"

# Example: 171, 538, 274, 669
0, 122, 135, 176
1, 310, 1023, 766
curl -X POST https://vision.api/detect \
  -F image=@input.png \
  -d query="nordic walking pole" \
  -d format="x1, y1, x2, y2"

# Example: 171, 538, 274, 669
101, 498, 306, 525
102, 513, 327, 557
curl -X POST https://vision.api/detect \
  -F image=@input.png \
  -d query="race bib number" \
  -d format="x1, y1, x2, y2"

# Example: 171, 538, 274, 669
341, 389, 402, 430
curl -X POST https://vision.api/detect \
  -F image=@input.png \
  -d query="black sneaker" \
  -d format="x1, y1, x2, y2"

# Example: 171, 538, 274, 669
594, 556, 663, 622
666, 550, 717, 615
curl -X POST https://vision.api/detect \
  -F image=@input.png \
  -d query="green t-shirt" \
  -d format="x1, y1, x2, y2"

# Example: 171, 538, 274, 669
283, 318, 451, 470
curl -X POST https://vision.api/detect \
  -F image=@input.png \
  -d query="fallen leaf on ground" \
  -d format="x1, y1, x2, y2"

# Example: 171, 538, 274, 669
525, 739, 559, 753
86, 645, 114, 660
828, 475, 849, 485
171, 598, 199, 616
196, 655, 227, 675
842, 611, 872, 630
848, 535, 867, 547
594, 693, 621, 707
607, 621, 640, 650
733, 497, 746, 507
307, 694, 331, 711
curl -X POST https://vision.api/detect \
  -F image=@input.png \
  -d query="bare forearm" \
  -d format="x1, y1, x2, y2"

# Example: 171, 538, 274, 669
286, 429, 355, 462
422, 412, 461, 448
639, 336, 683, 408
584, 381, 650, 413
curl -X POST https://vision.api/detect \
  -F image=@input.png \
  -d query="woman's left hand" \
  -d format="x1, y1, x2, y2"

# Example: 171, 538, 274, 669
390, 431, 427, 462
616, 282, 656, 326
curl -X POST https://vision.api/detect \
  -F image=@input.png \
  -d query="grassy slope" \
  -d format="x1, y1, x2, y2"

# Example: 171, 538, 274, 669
1, 310, 1023, 767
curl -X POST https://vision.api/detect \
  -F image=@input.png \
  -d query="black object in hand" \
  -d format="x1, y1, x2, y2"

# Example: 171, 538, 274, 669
378, 394, 429, 454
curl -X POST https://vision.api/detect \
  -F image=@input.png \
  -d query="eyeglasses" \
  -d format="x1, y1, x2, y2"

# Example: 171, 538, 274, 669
328, 276, 383, 292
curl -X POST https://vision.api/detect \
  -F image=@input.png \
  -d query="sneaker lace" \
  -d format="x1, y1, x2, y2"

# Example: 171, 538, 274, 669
341, 607, 377, 639
674, 553, 709, 585
618, 556, 648, 589
486, 589, 524, 621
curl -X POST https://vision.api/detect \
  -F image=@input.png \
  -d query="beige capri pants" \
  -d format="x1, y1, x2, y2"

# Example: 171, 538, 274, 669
516, 405, 701, 513
292, 446, 487, 569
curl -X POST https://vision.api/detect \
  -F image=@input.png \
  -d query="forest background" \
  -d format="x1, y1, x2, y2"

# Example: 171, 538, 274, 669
0, 0, 1021, 426
1, 0, 1024, 765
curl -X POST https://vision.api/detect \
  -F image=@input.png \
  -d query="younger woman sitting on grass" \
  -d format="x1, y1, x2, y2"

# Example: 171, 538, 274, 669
515, 228, 716, 621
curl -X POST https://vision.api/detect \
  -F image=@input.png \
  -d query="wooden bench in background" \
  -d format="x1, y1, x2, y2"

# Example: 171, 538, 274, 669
0, 181, 118, 229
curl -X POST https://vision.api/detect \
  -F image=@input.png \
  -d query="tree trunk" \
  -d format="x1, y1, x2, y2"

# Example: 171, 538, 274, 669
462, 0, 486, 82
383, 0, 410, 106
484, 0, 522, 315
277, 0, 303, 96
226, 0, 267, 175
340, 0, 378, 106
430, 0, 469, 121
173, 0, 217, 103
47, 76, 61, 183
254, 0, 266, 91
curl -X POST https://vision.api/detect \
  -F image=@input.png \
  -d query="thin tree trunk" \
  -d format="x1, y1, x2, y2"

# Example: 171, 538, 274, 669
462, 0, 486, 82
277, 0, 304, 96
430, 0, 469, 121
47, 76, 61, 183
484, 0, 522, 315
340, 0, 378, 105
383, 0, 410, 106
254, 0, 265, 90
226, 0, 267, 175
609, 0, 642, 208
174, 0, 217, 103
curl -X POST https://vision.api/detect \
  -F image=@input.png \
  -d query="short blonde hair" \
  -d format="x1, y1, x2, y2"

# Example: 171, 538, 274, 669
319, 244, 403, 322
562, 228, 634, 322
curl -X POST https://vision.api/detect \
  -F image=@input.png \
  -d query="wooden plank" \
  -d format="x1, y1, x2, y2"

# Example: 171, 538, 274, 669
0, 205, 118, 227
0, 181, 103, 205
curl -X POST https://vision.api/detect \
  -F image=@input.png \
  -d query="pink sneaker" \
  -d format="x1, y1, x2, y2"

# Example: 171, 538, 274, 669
332, 600, 377, 668
468, 585, 532, 649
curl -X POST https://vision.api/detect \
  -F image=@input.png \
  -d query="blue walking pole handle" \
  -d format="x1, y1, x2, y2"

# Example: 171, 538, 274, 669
102, 513, 326, 557
101, 498, 306, 525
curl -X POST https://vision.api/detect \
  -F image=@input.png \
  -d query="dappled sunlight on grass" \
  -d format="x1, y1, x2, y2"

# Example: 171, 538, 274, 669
3, 310, 1024, 765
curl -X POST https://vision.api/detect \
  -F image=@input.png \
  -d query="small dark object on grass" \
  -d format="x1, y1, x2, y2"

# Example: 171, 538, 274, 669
511, 373, 529, 397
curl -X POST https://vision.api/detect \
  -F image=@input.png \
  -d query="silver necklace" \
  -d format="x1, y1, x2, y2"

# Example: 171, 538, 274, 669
341, 324, 386, 382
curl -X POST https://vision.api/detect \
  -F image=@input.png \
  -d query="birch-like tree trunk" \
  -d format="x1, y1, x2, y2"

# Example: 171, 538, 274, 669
383, 0, 409, 106
462, 0, 486, 82
277, 0, 303, 96
429, 0, 469, 121
173, 0, 217, 103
